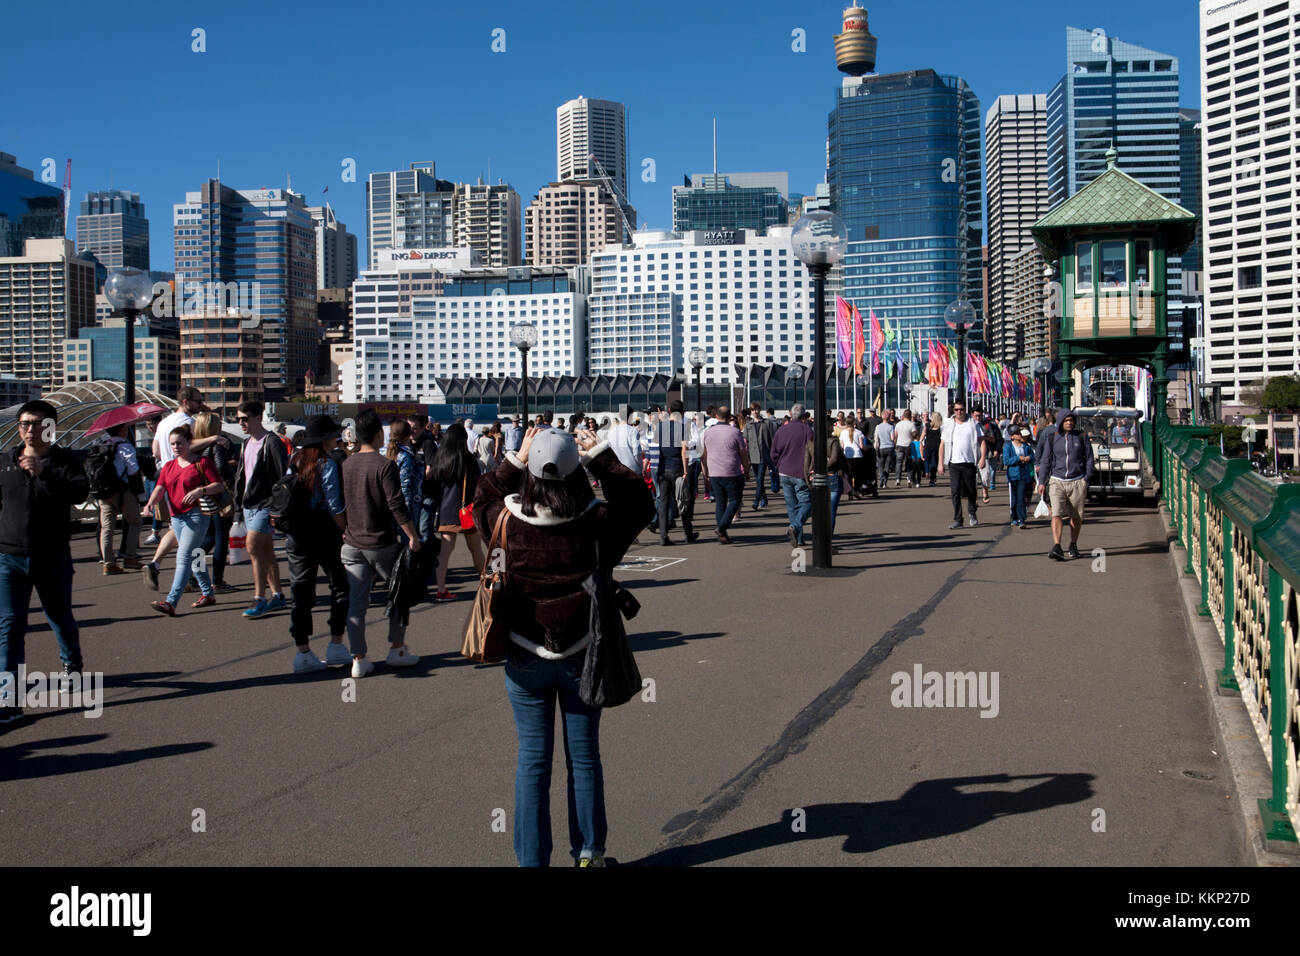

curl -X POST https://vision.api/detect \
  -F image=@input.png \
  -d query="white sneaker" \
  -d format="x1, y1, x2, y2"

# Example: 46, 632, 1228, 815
293, 650, 327, 674
386, 646, 420, 667
351, 657, 374, 678
325, 642, 352, 667
144, 533, 159, 546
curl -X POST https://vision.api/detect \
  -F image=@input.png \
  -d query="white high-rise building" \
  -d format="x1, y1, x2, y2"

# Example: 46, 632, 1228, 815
1200, 0, 1300, 403
0, 238, 96, 388
588, 227, 815, 385
354, 267, 585, 400
453, 181, 521, 267
557, 97, 628, 201
307, 205, 358, 290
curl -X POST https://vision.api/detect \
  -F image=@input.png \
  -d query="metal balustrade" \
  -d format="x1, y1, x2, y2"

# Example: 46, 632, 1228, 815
1158, 419, 1300, 849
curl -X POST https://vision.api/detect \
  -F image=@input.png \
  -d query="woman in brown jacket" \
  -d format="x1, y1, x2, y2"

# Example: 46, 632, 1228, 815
473, 425, 651, 867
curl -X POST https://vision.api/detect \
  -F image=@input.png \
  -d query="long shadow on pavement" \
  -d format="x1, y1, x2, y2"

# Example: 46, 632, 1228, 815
0, 733, 215, 782
631, 771, 1095, 866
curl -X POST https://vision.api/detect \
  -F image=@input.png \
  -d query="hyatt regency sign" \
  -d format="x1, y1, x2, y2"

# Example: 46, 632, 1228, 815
699, 229, 745, 245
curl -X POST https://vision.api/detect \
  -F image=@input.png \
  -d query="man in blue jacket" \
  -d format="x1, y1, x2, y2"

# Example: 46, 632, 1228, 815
0, 400, 91, 725
1035, 409, 1093, 561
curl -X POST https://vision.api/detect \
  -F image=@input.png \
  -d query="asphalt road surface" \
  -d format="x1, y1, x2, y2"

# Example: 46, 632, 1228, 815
0, 480, 1246, 866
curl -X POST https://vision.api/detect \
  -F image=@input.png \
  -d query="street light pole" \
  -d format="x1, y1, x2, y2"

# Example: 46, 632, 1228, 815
510, 321, 538, 424
791, 211, 848, 571
689, 347, 707, 417
104, 268, 155, 407
945, 297, 976, 412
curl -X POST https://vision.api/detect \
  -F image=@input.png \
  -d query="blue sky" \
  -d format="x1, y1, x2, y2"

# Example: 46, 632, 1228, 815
3, 0, 1202, 273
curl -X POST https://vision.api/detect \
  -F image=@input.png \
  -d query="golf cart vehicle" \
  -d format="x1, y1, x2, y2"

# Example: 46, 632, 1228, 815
1070, 406, 1151, 501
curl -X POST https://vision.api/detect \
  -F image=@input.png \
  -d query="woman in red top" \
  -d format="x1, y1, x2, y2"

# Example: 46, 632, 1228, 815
143, 425, 224, 615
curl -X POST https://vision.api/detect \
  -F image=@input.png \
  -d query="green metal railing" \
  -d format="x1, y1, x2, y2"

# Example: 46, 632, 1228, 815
1159, 419, 1300, 848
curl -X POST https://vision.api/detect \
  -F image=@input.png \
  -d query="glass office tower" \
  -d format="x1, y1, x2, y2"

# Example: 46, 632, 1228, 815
0, 152, 64, 258
672, 175, 788, 234
827, 69, 983, 346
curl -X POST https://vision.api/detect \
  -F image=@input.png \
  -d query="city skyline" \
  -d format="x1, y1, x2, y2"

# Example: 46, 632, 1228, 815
4, 0, 1202, 274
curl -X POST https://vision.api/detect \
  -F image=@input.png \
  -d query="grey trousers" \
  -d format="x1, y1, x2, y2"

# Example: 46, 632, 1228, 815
341, 542, 405, 658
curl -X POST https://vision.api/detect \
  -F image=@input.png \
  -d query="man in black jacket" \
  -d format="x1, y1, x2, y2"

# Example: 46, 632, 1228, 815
1036, 409, 1094, 561
0, 401, 91, 724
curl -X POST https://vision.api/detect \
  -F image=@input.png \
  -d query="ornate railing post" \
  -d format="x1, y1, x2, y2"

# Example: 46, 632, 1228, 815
1259, 567, 1299, 848
1219, 510, 1240, 692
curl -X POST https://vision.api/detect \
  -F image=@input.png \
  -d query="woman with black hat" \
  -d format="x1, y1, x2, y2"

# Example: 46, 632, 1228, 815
285, 415, 352, 674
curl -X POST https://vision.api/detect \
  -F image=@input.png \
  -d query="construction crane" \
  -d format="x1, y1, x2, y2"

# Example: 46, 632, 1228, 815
587, 152, 636, 245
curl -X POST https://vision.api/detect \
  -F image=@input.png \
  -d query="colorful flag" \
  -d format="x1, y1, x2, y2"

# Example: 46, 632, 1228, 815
852, 303, 865, 377
870, 310, 884, 375
911, 330, 923, 384
835, 297, 852, 369
883, 315, 896, 379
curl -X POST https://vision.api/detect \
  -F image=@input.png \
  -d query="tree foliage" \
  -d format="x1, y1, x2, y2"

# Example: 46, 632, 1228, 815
1261, 374, 1300, 412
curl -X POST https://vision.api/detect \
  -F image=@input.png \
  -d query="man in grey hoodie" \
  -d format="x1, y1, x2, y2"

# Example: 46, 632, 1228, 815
1036, 409, 1093, 561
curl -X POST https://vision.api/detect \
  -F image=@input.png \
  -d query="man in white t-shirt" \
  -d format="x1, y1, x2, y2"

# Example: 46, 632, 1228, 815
938, 400, 985, 530
893, 411, 917, 489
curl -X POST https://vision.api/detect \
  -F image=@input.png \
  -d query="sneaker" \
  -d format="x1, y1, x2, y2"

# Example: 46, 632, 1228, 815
686, 531, 700, 544
716, 529, 731, 544
325, 642, 352, 667
191, 594, 216, 609
787, 526, 798, 547
433, 590, 457, 602
142, 562, 159, 591
949, 521, 962, 530
267, 593, 287, 611
143, 533, 159, 546
386, 646, 420, 667
213, 581, 237, 594
102, 563, 125, 576
293, 649, 327, 674
577, 851, 606, 868
121, 557, 143, 571
243, 598, 271, 619
969, 517, 978, 528
351, 657, 374, 678
1066, 543, 1080, 561
1048, 544, 1065, 561
151, 600, 176, 617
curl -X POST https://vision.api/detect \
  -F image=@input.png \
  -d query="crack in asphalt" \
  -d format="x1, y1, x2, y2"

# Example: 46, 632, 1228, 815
653, 525, 1011, 857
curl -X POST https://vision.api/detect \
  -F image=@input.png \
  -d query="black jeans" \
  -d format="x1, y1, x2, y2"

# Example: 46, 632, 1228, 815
285, 520, 349, 646
657, 469, 691, 542
949, 462, 978, 522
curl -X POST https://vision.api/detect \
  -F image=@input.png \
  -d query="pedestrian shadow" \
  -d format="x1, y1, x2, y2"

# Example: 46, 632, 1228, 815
619, 578, 694, 590
631, 771, 1095, 866
628, 630, 727, 653
0, 733, 215, 782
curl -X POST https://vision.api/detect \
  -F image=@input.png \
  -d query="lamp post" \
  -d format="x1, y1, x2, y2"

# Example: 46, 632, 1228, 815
689, 347, 707, 415
856, 373, 869, 418
510, 321, 538, 423
219, 378, 227, 422
944, 297, 977, 411
104, 267, 155, 406
785, 362, 805, 414
791, 211, 848, 570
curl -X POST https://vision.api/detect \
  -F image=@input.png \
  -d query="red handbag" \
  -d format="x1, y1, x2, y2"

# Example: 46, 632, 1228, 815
458, 472, 475, 530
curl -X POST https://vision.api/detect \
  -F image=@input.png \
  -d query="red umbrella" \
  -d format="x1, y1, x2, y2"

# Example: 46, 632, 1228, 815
84, 402, 169, 437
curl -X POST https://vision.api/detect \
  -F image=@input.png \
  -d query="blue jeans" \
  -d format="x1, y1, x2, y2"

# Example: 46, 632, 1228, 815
1009, 478, 1029, 524
711, 475, 742, 531
780, 475, 812, 545
829, 474, 842, 534
751, 462, 770, 506
504, 645, 605, 867
167, 511, 215, 605
0, 551, 82, 690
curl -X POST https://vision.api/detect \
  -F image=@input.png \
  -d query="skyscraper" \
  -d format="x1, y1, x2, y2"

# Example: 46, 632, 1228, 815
985, 94, 1049, 363
0, 151, 64, 259
1047, 26, 1184, 335
453, 180, 522, 267
525, 181, 633, 268
76, 190, 149, 274
1178, 107, 1202, 284
557, 97, 628, 201
307, 204, 357, 290
173, 181, 318, 396
672, 175, 788, 234
365, 162, 455, 268
826, 15, 983, 348
0, 238, 95, 389
1199, 0, 1300, 401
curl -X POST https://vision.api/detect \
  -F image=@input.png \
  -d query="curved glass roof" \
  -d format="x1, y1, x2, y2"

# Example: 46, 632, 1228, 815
0, 381, 178, 453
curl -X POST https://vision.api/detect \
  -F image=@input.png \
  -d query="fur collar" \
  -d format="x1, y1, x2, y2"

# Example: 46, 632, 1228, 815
503, 494, 600, 527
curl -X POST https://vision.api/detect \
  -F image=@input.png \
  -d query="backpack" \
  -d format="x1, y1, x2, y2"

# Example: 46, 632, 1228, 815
268, 471, 312, 538
85, 440, 127, 499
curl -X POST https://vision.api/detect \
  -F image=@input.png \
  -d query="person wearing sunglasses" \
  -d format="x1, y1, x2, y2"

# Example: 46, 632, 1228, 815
0, 401, 91, 725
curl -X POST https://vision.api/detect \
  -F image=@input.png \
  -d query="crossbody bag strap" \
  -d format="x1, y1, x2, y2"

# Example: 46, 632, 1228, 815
461, 470, 468, 508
